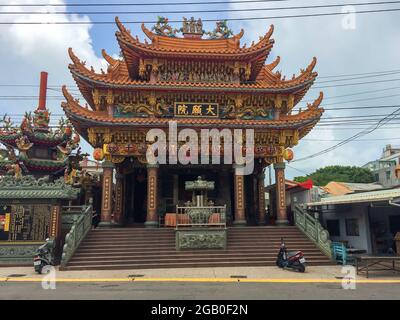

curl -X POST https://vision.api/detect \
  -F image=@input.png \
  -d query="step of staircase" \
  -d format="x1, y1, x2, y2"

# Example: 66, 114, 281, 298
61, 226, 333, 271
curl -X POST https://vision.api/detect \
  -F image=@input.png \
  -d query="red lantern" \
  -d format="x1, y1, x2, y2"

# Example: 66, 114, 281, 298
284, 148, 294, 162
93, 148, 104, 161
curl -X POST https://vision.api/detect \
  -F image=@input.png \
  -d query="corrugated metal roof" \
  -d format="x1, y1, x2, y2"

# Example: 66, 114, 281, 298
307, 188, 400, 206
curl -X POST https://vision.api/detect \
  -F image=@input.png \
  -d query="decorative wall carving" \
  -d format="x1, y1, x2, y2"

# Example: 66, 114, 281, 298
176, 230, 227, 250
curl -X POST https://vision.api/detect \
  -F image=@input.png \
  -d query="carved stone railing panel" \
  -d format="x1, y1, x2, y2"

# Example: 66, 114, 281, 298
60, 205, 92, 268
176, 205, 226, 228
294, 204, 332, 258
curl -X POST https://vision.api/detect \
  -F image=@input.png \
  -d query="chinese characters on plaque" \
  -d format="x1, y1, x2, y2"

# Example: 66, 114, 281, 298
174, 102, 219, 118
0, 205, 53, 241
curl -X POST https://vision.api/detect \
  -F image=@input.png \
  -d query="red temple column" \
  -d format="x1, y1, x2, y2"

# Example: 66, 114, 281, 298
274, 162, 289, 226
145, 164, 159, 228
233, 164, 246, 226
100, 161, 114, 227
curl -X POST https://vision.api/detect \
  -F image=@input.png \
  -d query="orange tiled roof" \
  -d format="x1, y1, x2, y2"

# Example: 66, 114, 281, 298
114, 17, 274, 80
68, 47, 318, 110
62, 86, 323, 130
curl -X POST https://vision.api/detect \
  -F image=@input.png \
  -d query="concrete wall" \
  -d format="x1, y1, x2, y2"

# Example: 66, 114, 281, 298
321, 203, 373, 254
375, 166, 400, 188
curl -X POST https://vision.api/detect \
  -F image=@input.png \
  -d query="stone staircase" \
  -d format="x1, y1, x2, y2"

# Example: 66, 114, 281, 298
60, 226, 333, 270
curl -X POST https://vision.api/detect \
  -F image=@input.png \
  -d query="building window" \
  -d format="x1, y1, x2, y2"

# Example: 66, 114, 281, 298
374, 174, 379, 182
326, 219, 340, 237
386, 171, 391, 180
345, 218, 359, 236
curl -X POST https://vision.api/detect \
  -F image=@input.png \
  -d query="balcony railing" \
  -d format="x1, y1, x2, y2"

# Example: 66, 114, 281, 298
176, 205, 226, 229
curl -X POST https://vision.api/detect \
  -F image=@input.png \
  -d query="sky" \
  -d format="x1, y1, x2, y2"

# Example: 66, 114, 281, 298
0, 0, 399, 181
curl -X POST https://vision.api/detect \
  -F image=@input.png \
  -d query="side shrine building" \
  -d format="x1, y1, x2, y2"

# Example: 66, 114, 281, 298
62, 17, 324, 228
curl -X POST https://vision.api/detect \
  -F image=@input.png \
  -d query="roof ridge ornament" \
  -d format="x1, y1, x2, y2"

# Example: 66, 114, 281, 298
206, 20, 234, 39
148, 16, 236, 40
152, 16, 179, 37
181, 17, 204, 38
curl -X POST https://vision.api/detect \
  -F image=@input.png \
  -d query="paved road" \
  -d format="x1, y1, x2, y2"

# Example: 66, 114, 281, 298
0, 281, 399, 300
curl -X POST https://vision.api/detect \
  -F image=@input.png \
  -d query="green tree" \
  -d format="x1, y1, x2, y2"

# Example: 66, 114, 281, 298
293, 165, 375, 186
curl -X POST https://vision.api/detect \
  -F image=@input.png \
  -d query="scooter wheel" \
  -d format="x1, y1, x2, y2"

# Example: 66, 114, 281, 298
298, 264, 306, 273
276, 260, 284, 268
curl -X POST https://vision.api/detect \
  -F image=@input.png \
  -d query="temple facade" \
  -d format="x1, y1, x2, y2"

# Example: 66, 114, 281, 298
62, 17, 324, 228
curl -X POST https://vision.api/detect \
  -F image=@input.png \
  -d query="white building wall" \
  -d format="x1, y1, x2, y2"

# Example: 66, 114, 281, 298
322, 203, 372, 254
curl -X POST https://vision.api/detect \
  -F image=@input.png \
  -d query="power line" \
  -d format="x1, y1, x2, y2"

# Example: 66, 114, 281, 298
0, 0, 290, 7
316, 71, 400, 84
302, 86, 400, 103
286, 164, 310, 175
2, 1, 400, 15
1, 7, 400, 25
322, 93, 400, 106
303, 137, 400, 141
318, 69, 400, 79
312, 77, 400, 89
291, 106, 400, 162
296, 105, 400, 111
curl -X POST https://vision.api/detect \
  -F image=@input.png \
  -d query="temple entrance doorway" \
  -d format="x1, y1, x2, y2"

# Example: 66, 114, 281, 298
158, 165, 233, 222
124, 169, 147, 225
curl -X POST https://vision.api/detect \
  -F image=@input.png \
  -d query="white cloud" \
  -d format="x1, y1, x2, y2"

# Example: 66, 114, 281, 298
0, 0, 104, 154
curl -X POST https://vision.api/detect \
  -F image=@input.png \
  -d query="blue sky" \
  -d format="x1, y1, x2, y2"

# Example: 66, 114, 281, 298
1, 0, 400, 181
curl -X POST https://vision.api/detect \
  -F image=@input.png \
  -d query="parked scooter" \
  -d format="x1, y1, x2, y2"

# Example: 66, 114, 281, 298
276, 238, 306, 272
33, 239, 53, 274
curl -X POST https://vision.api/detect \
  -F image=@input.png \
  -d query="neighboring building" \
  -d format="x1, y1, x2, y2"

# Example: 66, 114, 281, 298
62, 16, 324, 227
308, 188, 400, 254
266, 179, 324, 225
363, 144, 400, 188
322, 181, 383, 196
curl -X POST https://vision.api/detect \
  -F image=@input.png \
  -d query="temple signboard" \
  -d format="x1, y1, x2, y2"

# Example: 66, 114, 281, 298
174, 102, 219, 118
0, 205, 53, 241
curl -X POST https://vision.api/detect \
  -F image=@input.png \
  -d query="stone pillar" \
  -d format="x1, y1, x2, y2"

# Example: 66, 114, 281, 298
100, 161, 114, 227
258, 172, 266, 225
145, 164, 159, 228
113, 172, 124, 225
274, 162, 289, 226
233, 165, 246, 226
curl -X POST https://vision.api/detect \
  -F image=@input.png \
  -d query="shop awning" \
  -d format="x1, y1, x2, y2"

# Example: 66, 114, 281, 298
307, 188, 400, 206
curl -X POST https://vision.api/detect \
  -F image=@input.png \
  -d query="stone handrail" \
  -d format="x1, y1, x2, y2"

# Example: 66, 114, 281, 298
60, 205, 92, 268
294, 204, 332, 258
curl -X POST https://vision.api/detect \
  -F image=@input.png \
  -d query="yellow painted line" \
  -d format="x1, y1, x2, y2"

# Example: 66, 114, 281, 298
0, 277, 400, 284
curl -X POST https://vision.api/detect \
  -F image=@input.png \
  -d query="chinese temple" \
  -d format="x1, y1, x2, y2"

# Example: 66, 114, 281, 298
0, 72, 85, 265
0, 72, 81, 180
62, 16, 324, 228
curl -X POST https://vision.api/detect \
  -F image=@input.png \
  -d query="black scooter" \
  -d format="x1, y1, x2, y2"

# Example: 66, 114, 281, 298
33, 239, 53, 274
276, 238, 306, 272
